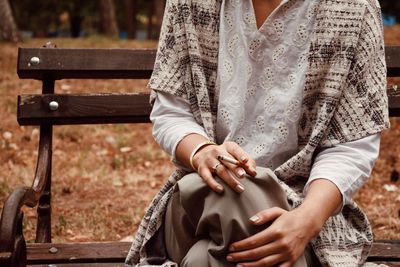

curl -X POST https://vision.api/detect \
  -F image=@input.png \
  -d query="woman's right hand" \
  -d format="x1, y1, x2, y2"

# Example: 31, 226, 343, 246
192, 141, 257, 194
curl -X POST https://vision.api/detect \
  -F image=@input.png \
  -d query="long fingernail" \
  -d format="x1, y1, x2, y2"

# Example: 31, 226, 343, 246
226, 255, 233, 262
250, 215, 260, 223
235, 184, 245, 193
237, 169, 246, 177
251, 167, 257, 175
216, 185, 224, 192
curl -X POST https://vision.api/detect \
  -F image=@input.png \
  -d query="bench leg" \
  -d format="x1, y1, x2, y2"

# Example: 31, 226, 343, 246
35, 125, 53, 243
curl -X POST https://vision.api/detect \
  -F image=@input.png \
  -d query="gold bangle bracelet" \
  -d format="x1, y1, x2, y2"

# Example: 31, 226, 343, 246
189, 140, 216, 171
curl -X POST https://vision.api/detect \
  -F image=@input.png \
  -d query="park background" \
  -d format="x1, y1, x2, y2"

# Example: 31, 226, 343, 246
0, 0, 399, 243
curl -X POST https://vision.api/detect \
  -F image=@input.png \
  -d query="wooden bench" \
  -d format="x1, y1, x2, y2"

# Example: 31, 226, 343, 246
0, 44, 399, 266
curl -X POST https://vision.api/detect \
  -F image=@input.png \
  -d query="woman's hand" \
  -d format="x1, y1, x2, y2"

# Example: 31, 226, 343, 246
226, 179, 342, 266
226, 207, 321, 267
192, 141, 257, 194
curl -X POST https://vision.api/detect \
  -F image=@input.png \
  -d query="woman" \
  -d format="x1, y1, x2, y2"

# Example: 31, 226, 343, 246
126, 0, 389, 266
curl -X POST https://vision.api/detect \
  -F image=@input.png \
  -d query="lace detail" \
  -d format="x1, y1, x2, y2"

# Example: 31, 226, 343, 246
228, 34, 244, 58
272, 45, 288, 69
224, 12, 234, 32
273, 123, 289, 144
260, 67, 275, 89
256, 115, 266, 132
248, 37, 264, 60
253, 143, 267, 155
262, 18, 285, 41
264, 94, 276, 112
221, 59, 234, 81
292, 23, 309, 47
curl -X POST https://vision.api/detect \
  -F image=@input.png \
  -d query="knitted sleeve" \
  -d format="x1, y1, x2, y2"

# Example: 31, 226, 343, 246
322, 2, 390, 146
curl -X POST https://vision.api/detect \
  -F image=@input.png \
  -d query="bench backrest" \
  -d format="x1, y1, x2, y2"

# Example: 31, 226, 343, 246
17, 46, 400, 127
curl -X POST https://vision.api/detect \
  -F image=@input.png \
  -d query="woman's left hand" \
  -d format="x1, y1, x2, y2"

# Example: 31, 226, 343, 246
226, 207, 321, 267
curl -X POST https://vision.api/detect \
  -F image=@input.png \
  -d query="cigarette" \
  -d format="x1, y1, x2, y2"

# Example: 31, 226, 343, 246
218, 155, 240, 165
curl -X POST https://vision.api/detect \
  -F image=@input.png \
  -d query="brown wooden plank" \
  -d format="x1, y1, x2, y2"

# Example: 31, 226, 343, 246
17, 48, 156, 80
27, 242, 130, 264
28, 264, 125, 267
17, 92, 400, 126
17, 46, 400, 80
26, 241, 400, 264
368, 241, 400, 261
18, 93, 152, 125
386, 46, 400, 77
366, 263, 400, 267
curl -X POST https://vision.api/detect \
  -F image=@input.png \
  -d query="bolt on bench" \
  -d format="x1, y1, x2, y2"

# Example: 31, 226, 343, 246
0, 45, 399, 266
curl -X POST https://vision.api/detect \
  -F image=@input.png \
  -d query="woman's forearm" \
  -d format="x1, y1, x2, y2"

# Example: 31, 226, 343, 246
297, 179, 343, 236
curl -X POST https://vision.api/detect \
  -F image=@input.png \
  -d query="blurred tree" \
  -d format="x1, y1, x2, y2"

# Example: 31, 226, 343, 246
99, 0, 120, 37
154, 0, 165, 38
0, 0, 20, 42
379, 0, 400, 20
125, 0, 138, 39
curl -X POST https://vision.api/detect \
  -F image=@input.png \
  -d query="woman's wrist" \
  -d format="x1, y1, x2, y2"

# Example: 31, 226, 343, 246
297, 179, 343, 236
175, 133, 212, 170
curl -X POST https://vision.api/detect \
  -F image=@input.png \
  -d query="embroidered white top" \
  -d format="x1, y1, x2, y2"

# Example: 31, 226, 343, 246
150, 0, 380, 211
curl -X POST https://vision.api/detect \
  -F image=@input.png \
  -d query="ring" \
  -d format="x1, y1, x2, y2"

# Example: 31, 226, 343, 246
211, 162, 222, 173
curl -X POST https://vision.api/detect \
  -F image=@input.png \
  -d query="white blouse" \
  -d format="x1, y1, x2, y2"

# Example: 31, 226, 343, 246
149, 0, 381, 212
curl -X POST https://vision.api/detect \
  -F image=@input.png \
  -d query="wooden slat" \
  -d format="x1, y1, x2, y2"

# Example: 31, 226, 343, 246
25, 241, 399, 265
26, 242, 130, 264
17, 93, 152, 125
17, 92, 400, 126
28, 264, 125, 267
16, 46, 400, 79
386, 46, 400, 77
368, 241, 400, 261
389, 94, 400, 117
17, 48, 157, 80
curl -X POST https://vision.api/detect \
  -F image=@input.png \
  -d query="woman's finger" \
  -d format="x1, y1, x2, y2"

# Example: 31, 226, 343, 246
229, 227, 278, 252
249, 207, 288, 225
227, 242, 282, 262
198, 167, 224, 193
236, 253, 283, 267
224, 142, 257, 176
214, 164, 245, 193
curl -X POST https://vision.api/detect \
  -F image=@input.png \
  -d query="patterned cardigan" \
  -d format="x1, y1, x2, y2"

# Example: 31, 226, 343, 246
125, 0, 390, 266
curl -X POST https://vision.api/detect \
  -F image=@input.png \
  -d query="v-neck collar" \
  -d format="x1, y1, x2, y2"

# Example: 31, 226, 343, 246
249, 0, 290, 32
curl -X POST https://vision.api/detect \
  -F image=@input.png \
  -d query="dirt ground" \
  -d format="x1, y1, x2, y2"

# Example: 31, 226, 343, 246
0, 26, 399, 244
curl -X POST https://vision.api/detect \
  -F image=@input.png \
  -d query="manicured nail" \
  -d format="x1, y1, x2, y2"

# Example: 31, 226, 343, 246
235, 184, 245, 193
226, 255, 233, 262
237, 169, 246, 177
250, 215, 260, 223
240, 156, 248, 163
216, 185, 224, 192
250, 167, 257, 176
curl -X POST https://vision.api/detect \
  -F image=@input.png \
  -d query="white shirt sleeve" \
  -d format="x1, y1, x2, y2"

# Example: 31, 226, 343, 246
304, 133, 381, 214
150, 92, 209, 169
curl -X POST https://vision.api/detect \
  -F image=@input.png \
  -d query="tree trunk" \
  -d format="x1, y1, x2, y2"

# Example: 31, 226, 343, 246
98, 0, 119, 37
0, 0, 20, 42
154, 0, 165, 39
125, 0, 137, 39
147, 0, 155, 40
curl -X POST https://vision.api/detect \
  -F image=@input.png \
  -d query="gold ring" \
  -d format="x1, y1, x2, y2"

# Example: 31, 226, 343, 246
211, 162, 222, 173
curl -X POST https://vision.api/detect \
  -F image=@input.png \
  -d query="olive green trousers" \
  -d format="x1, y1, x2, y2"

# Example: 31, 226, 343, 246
164, 167, 321, 267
